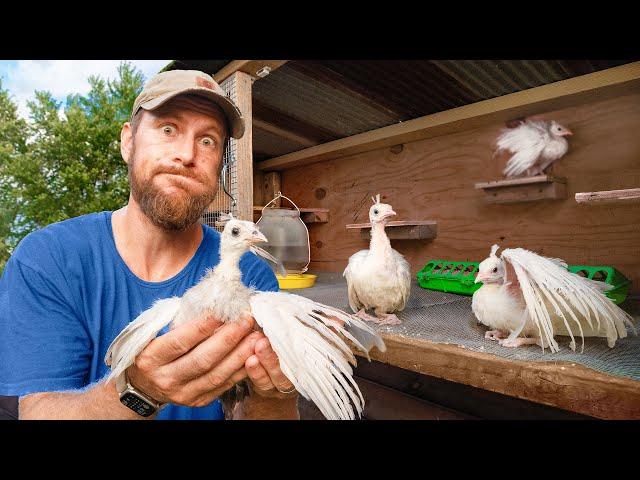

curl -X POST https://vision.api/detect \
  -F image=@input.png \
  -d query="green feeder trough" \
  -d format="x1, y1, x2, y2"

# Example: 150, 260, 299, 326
417, 260, 630, 305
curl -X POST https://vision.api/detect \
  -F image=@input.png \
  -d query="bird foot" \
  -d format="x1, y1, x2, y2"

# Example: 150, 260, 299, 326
355, 310, 381, 323
484, 330, 508, 341
377, 313, 402, 325
498, 337, 539, 348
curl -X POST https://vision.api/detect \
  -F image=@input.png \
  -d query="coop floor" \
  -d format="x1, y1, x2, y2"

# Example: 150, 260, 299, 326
289, 272, 640, 383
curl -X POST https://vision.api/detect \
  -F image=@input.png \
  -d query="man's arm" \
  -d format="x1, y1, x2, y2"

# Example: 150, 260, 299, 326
20, 316, 260, 419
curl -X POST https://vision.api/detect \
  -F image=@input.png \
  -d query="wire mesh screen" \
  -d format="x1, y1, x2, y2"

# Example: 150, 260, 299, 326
200, 74, 238, 232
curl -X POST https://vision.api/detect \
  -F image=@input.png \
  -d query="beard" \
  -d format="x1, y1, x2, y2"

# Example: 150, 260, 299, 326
128, 145, 219, 231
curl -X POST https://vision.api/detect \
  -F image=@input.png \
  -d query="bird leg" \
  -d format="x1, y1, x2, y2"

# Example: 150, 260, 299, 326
498, 336, 541, 348
485, 330, 509, 341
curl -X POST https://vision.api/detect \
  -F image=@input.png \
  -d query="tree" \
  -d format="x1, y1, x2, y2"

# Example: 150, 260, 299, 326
0, 62, 146, 271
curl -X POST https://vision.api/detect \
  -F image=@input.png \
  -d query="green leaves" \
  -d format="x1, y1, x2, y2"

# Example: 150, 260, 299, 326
0, 61, 146, 271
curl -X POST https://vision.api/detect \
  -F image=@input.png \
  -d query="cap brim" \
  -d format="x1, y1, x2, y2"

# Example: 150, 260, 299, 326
137, 87, 245, 139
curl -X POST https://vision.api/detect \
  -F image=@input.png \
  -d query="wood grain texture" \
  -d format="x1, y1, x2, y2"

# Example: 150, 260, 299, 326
356, 334, 640, 419
281, 91, 640, 293
576, 188, 640, 205
233, 71, 253, 220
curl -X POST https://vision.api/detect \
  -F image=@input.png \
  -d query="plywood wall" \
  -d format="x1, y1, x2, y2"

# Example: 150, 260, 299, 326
279, 92, 640, 294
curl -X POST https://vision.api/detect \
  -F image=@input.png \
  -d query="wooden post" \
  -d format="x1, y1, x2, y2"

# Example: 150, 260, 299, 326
233, 71, 254, 220
263, 171, 281, 206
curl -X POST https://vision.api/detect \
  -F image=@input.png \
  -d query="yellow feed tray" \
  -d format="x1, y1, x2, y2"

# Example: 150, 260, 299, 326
276, 273, 317, 289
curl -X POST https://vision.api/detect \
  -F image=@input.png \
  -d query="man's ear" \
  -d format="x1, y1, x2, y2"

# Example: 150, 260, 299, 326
120, 122, 133, 164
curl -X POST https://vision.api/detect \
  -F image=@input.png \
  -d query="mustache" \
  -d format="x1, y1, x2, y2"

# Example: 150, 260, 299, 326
154, 166, 204, 182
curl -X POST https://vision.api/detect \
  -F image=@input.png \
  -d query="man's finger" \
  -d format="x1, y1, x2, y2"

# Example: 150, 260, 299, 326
183, 330, 262, 393
168, 317, 255, 379
142, 315, 224, 364
255, 338, 294, 392
245, 354, 274, 392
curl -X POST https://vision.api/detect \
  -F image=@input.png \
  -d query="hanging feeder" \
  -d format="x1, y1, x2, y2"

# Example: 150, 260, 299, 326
256, 192, 317, 289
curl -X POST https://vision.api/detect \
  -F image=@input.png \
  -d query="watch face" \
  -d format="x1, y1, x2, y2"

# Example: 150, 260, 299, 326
120, 392, 156, 417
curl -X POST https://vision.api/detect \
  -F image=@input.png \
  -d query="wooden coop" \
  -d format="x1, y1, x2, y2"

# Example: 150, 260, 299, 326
165, 60, 640, 420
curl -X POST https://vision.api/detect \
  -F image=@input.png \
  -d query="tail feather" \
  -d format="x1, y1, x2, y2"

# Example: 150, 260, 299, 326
105, 297, 182, 381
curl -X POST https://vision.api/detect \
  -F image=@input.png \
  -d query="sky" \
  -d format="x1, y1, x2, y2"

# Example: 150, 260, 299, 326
0, 60, 171, 119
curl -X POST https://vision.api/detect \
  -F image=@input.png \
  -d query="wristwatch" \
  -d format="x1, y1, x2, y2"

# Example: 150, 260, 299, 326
116, 371, 165, 417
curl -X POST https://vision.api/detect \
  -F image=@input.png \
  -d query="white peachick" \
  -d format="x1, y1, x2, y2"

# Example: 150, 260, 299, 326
343, 194, 412, 325
105, 214, 386, 420
472, 244, 636, 352
496, 119, 573, 178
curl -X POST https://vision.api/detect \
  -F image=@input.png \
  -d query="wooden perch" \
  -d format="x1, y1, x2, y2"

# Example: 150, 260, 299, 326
475, 175, 567, 204
346, 221, 438, 241
253, 206, 330, 224
575, 188, 640, 205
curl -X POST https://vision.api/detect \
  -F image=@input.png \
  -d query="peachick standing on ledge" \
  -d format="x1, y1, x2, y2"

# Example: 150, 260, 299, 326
343, 194, 412, 325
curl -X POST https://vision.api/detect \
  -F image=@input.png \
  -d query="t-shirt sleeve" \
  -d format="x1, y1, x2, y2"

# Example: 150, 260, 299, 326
0, 238, 91, 396
239, 252, 280, 293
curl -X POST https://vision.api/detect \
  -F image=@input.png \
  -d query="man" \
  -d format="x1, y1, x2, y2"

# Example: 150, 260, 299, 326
0, 69, 299, 419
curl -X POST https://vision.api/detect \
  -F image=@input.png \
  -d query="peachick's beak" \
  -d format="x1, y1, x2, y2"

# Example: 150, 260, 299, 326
474, 274, 486, 284
382, 210, 397, 221
563, 129, 573, 136
250, 230, 268, 244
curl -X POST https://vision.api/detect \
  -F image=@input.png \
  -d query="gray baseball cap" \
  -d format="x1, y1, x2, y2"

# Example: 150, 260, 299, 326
131, 69, 245, 139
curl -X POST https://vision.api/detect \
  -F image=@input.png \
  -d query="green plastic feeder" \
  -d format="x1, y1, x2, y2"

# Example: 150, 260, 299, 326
417, 260, 630, 304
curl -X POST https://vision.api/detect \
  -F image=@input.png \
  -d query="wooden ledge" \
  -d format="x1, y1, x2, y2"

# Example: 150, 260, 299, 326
355, 333, 640, 420
253, 206, 330, 224
575, 188, 640, 205
346, 220, 437, 240
475, 175, 567, 204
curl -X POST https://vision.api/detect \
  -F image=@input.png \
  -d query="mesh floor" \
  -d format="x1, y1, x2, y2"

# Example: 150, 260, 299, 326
290, 273, 640, 382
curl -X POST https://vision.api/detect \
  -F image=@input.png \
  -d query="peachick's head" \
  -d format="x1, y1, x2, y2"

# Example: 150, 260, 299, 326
221, 214, 267, 251
220, 213, 285, 275
476, 244, 506, 284
549, 121, 573, 138
369, 194, 396, 225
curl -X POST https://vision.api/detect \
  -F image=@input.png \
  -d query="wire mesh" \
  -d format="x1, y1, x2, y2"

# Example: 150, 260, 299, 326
200, 74, 238, 232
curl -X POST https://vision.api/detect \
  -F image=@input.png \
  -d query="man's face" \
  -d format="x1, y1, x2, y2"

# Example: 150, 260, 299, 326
122, 96, 227, 231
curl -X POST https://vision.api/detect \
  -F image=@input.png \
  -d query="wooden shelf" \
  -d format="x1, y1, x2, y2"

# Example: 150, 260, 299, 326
253, 206, 330, 224
575, 188, 640, 205
346, 220, 437, 240
475, 175, 567, 204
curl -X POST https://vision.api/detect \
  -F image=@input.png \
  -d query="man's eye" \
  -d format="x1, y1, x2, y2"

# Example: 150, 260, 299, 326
162, 125, 175, 135
202, 137, 215, 147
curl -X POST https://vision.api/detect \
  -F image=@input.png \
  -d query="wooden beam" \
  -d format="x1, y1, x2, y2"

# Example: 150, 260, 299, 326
253, 118, 317, 147
576, 188, 640, 205
258, 62, 640, 171
232, 71, 253, 221
213, 60, 288, 83
288, 61, 406, 119
253, 101, 338, 144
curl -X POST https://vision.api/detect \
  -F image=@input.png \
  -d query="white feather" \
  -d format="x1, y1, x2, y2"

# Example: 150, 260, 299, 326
496, 120, 570, 178
105, 297, 182, 381
501, 248, 636, 352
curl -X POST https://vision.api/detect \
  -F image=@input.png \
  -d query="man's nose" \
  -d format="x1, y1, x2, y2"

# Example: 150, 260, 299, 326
172, 134, 197, 165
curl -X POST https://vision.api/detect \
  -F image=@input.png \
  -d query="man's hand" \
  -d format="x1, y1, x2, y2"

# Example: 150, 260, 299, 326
245, 336, 297, 400
127, 315, 261, 408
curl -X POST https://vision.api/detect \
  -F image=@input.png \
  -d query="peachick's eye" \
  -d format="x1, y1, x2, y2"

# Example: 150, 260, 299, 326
373, 209, 379, 215
231, 227, 240, 236
492, 267, 498, 273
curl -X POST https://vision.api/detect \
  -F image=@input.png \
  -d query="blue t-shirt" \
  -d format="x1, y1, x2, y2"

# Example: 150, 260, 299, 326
0, 211, 279, 420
